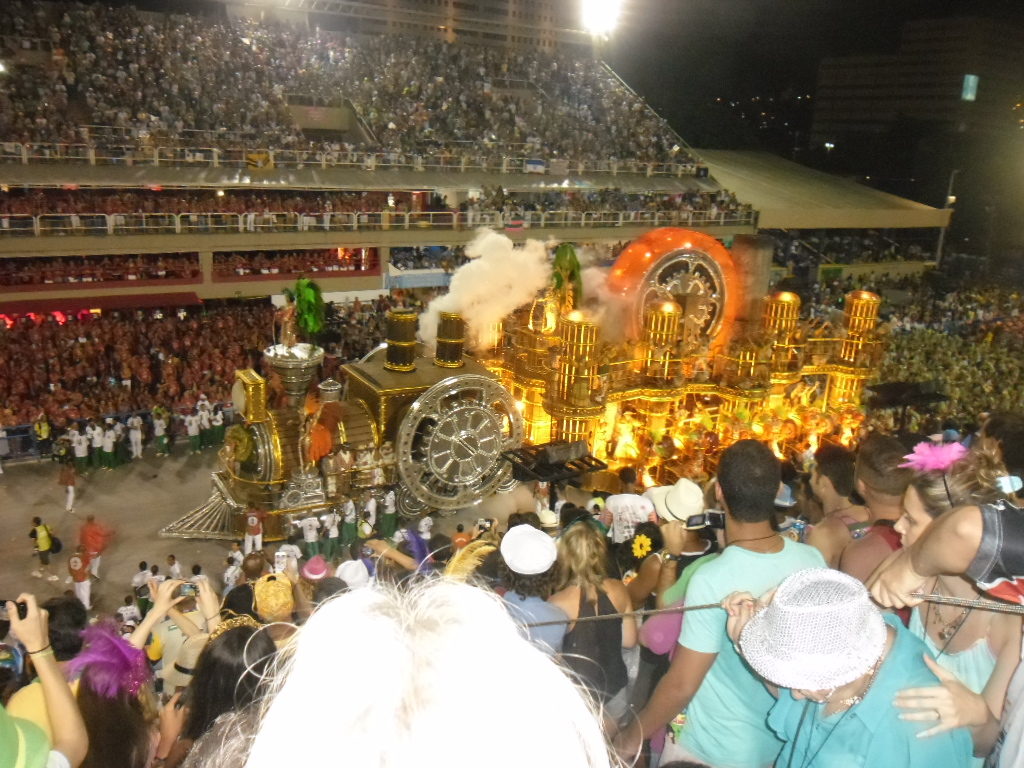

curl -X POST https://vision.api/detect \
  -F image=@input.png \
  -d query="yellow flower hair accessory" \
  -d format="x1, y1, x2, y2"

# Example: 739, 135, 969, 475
632, 533, 652, 560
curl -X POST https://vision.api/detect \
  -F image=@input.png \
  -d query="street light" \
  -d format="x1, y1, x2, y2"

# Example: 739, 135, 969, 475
935, 168, 960, 268
581, 0, 624, 38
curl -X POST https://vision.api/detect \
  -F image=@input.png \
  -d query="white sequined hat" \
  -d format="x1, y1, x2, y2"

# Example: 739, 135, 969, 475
739, 568, 887, 691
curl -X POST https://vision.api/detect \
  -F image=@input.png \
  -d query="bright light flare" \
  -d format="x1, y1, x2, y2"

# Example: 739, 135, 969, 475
581, 0, 623, 37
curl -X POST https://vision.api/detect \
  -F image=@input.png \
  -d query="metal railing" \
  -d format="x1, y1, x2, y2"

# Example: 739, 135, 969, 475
0, 208, 757, 239
0, 139, 707, 177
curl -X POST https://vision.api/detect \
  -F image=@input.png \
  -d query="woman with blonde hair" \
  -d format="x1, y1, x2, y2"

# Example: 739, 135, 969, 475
550, 519, 637, 728
892, 441, 1022, 764
241, 580, 615, 768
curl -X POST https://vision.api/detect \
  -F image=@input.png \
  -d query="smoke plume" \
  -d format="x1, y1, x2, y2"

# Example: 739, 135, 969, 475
419, 228, 552, 352
579, 265, 636, 344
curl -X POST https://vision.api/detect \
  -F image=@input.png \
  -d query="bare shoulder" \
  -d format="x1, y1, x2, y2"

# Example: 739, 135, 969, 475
603, 578, 632, 611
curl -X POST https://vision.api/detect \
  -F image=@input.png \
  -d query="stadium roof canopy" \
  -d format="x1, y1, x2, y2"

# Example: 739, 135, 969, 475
696, 149, 950, 230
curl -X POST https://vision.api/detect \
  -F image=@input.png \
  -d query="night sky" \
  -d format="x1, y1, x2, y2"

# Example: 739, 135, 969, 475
603, 0, 1024, 148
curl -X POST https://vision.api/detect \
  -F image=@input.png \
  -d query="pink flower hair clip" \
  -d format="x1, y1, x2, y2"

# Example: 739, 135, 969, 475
900, 441, 968, 473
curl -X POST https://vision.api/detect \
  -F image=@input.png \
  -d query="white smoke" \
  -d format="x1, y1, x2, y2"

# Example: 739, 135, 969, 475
419, 228, 553, 352
579, 265, 636, 344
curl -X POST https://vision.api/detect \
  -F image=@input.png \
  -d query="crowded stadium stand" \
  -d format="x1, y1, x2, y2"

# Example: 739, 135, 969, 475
0, 0, 955, 444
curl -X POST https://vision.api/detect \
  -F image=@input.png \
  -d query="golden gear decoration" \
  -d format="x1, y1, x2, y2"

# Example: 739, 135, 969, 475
225, 424, 254, 462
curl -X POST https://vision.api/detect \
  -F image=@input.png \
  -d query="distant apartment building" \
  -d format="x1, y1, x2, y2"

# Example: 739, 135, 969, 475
811, 16, 1024, 145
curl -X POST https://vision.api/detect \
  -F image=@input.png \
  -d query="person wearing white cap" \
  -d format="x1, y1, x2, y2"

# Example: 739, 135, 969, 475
724, 568, 972, 768
615, 440, 825, 768
499, 524, 568, 655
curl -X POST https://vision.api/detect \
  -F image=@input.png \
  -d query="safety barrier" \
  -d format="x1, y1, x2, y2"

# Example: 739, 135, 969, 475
0, 139, 707, 177
0, 208, 757, 239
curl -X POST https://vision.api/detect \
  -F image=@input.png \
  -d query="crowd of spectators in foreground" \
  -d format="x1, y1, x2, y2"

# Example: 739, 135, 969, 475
0, 1, 691, 167
0, 253, 200, 287
6, 414, 1024, 768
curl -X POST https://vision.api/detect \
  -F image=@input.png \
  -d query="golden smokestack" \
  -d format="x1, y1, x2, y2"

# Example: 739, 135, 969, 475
383, 309, 418, 372
434, 312, 466, 369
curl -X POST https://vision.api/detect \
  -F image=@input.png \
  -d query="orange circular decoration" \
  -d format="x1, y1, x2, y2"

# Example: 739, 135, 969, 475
606, 227, 740, 347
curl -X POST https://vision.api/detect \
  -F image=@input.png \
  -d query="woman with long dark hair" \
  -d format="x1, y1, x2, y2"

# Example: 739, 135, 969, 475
157, 618, 277, 767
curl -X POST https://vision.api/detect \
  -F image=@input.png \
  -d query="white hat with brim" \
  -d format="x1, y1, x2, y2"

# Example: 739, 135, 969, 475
647, 478, 704, 522
500, 523, 557, 575
162, 633, 209, 691
739, 568, 887, 691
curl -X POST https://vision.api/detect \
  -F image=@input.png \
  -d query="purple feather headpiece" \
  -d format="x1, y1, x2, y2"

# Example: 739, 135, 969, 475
900, 441, 968, 473
66, 622, 151, 698
404, 524, 431, 572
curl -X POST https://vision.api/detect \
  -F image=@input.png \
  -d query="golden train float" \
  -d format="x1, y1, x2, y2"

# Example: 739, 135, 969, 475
162, 228, 884, 540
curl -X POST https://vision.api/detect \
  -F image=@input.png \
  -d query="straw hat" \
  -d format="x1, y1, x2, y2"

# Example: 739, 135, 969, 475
162, 633, 210, 691
646, 478, 704, 522
740, 568, 886, 691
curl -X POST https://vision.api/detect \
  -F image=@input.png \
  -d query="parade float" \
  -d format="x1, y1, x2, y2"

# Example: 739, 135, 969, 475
162, 228, 885, 541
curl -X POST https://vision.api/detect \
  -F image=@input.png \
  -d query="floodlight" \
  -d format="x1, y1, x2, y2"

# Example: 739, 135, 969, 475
581, 0, 624, 37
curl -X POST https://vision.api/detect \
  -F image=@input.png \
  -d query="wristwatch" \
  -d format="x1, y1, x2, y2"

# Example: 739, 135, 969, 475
660, 551, 684, 563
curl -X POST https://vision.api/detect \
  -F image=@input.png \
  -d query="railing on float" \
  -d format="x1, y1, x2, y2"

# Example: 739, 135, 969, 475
0, 140, 707, 177
0, 208, 757, 238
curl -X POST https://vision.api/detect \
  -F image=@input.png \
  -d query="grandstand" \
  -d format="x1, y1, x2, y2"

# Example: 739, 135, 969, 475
0, 0, 948, 316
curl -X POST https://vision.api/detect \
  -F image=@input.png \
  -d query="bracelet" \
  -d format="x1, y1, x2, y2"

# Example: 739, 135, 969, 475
28, 644, 52, 655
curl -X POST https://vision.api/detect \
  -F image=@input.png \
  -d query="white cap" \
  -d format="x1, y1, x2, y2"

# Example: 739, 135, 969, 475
740, 568, 887, 691
335, 559, 370, 589
646, 478, 704, 522
500, 524, 557, 575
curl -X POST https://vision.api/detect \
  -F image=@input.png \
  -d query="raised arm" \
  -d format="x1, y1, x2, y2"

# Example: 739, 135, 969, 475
9, 594, 89, 767
868, 505, 983, 609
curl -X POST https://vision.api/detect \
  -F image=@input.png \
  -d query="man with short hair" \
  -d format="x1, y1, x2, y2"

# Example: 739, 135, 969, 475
166, 554, 182, 581
127, 412, 144, 459
615, 440, 826, 767
29, 516, 59, 581
68, 545, 92, 610
85, 418, 103, 469
69, 424, 89, 475
222, 552, 268, 620
79, 514, 111, 579
244, 505, 267, 554
839, 433, 914, 583
806, 443, 870, 568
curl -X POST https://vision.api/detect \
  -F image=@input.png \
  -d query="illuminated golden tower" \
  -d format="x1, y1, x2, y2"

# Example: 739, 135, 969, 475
642, 301, 682, 381
547, 311, 603, 445
830, 290, 882, 407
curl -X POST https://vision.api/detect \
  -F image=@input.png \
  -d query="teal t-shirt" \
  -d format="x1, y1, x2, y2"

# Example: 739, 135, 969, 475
677, 538, 826, 768
768, 614, 973, 768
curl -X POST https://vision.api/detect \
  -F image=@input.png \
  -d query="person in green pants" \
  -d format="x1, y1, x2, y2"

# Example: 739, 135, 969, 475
320, 507, 342, 562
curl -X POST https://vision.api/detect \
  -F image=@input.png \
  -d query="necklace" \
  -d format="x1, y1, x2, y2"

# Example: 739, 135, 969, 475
788, 647, 887, 768
727, 532, 780, 548
924, 578, 979, 657
830, 653, 884, 712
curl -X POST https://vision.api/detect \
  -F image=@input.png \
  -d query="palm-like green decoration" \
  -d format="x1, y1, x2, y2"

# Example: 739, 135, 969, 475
283, 277, 325, 340
552, 243, 583, 311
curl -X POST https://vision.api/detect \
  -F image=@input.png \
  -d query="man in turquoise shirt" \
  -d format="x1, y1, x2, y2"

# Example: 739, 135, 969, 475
728, 568, 971, 768
615, 440, 826, 767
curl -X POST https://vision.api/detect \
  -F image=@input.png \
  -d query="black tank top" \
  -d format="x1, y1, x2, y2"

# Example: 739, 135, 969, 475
562, 587, 628, 701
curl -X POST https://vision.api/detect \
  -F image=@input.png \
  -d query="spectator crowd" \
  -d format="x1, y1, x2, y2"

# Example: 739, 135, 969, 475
0, 253, 200, 287
0, 0, 692, 167
6, 413, 1024, 768
212, 248, 377, 279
